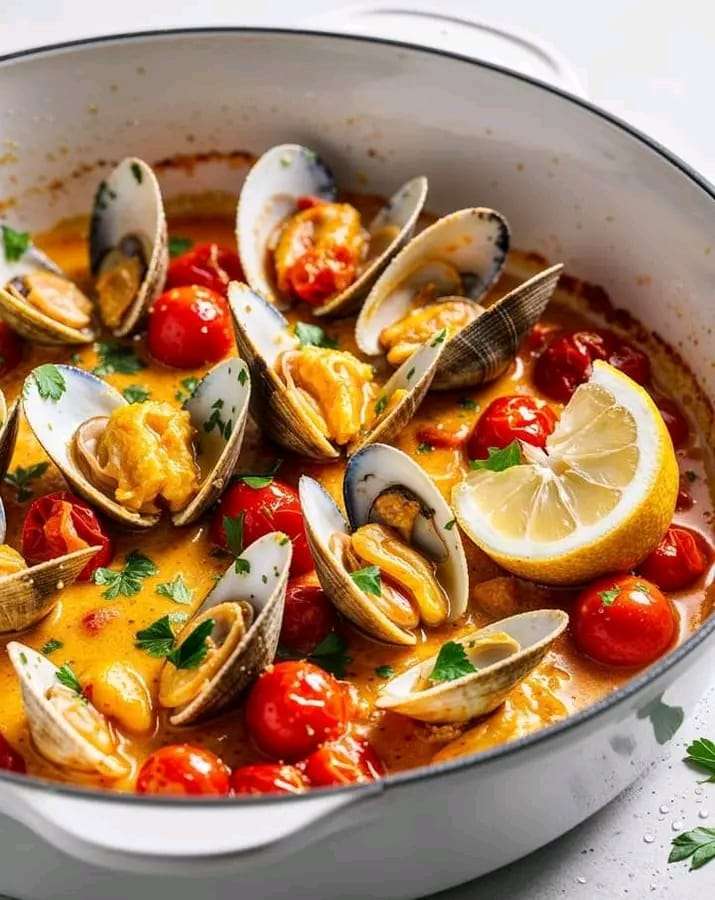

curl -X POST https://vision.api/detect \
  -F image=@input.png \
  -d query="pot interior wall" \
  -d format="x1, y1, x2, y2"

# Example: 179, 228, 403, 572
0, 30, 713, 405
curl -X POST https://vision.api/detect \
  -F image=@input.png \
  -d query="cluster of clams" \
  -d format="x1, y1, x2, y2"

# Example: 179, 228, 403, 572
1, 143, 568, 779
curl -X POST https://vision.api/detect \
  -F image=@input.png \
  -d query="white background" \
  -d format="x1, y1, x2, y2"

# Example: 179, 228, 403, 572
0, 2, 714, 897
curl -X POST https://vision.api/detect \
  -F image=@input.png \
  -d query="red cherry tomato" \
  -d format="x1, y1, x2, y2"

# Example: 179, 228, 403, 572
245, 661, 349, 760
638, 525, 710, 592
467, 395, 557, 460
286, 245, 357, 306
302, 735, 384, 787
534, 330, 650, 402
0, 322, 23, 377
21, 491, 113, 581
416, 424, 470, 449
280, 574, 337, 655
0, 732, 26, 773
527, 322, 560, 354
572, 574, 676, 667
210, 479, 313, 576
136, 745, 230, 796
166, 242, 244, 297
230, 763, 308, 796
655, 397, 689, 449
147, 285, 233, 369
296, 195, 325, 210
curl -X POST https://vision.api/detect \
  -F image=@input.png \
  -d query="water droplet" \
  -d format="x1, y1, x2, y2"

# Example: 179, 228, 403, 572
643, 833, 655, 844
672, 820, 684, 831
576, 876, 587, 885
695, 787, 703, 796
659, 803, 669, 814
698, 809, 709, 819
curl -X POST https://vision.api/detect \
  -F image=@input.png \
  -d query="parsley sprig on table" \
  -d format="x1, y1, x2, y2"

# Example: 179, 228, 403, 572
93, 551, 157, 599
668, 736, 715, 872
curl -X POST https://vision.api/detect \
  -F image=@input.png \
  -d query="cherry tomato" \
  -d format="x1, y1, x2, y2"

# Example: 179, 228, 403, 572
526, 322, 559, 354
0, 732, 26, 773
286, 245, 357, 306
572, 574, 676, 667
638, 525, 710, 592
147, 285, 233, 369
467, 395, 557, 460
245, 661, 349, 760
302, 735, 384, 787
534, 329, 650, 402
136, 745, 230, 796
21, 491, 113, 581
280, 574, 337, 655
655, 397, 689, 449
81, 607, 120, 635
230, 763, 308, 796
0, 322, 23, 377
416, 424, 470, 449
210, 479, 313, 576
166, 242, 244, 297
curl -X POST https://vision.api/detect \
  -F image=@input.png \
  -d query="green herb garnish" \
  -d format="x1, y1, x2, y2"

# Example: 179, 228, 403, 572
375, 665, 394, 679
457, 397, 477, 411
204, 398, 232, 438
93, 341, 145, 376
431, 329, 447, 347
135, 615, 178, 658
234, 557, 251, 575
598, 586, 620, 607
669, 827, 715, 871
1, 225, 30, 262
416, 442, 434, 454
155, 574, 193, 605
223, 513, 245, 557
350, 565, 381, 596
4, 462, 48, 501
130, 162, 143, 184
469, 441, 521, 472
444, 519, 456, 531
32, 364, 66, 401
122, 384, 150, 404
685, 737, 715, 782
40, 638, 63, 656
295, 322, 338, 349
375, 395, 388, 416
166, 618, 215, 670
175, 376, 199, 404
310, 633, 351, 677
428, 641, 477, 683
168, 236, 193, 257
93, 550, 157, 599
56, 663, 83, 697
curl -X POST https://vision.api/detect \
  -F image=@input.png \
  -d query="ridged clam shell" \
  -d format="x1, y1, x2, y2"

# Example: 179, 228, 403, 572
89, 157, 168, 337
0, 389, 20, 484
165, 532, 292, 725
376, 609, 569, 723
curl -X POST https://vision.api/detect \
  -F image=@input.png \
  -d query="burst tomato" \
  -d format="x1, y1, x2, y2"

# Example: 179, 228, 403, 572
467, 395, 557, 460
165, 242, 244, 296
0, 732, 26, 773
210, 479, 313, 576
280, 574, 337, 655
21, 491, 113, 581
230, 763, 308, 796
286, 245, 357, 306
655, 397, 689, 449
0, 322, 23, 377
572, 574, 676, 667
416, 424, 470, 449
302, 735, 384, 787
245, 661, 350, 760
136, 745, 230, 796
638, 525, 710, 592
147, 285, 233, 368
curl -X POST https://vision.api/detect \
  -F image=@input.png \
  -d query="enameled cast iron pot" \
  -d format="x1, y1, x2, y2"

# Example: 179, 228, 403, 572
0, 27, 713, 900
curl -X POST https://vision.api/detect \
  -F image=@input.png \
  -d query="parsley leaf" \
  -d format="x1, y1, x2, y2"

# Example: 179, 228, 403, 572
135, 615, 177, 658
350, 565, 381, 596
431, 328, 447, 347
203, 398, 231, 438
93, 341, 145, 376
166, 618, 215, 670
416, 442, 433, 454
32, 364, 66, 401
130, 162, 143, 184
375, 395, 388, 416
175, 376, 199, 404
599, 586, 620, 607
169, 236, 193, 257
234, 557, 251, 575
669, 827, 715, 870
457, 397, 478, 411
375, 665, 394, 678
428, 641, 477, 683
93, 550, 157, 599
1, 225, 30, 262
310, 632, 351, 677
295, 322, 338, 349
685, 738, 715, 781
241, 475, 274, 489
470, 441, 521, 472
56, 663, 83, 697
444, 519, 456, 531
4, 462, 48, 502
155, 574, 193, 605
223, 513, 245, 557
40, 638, 63, 656
122, 384, 150, 404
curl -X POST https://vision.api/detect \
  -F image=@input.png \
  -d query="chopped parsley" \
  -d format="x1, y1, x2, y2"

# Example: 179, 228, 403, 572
428, 641, 477, 683
416, 442, 434, 454
375, 395, 388, 416
166, 618, 215, 670
457, 397, 478, 411
238, 368, 248, 386
223, 513, 245, 557
204, 398, 232, 439
598, 586, 620, 607
32, 364, 66, 401
175, 376, 199, 404
295, 321, 338, 349
350, 565, 381, 596
234, 557, 251, 575
469, 441, 521, 472
93, 341, 145, 376
168, 235, 193, 257
122, 384, 150, 404
669, 827, 715, 871
4, 462, 48, 502
431, 328, 447, 347
93, 550, 157, 599
55, 663, 83, 697
155, 574, 193, 605
444, 519, 457, 531
40, 638, 63, 656
374, 665, 394, 679
278, 632, 351, 678
406, 367, 416, 381
1, 225, 30, 262
685, 737, 715, 781
130, 162, 143, 184
239, 461, 282, 490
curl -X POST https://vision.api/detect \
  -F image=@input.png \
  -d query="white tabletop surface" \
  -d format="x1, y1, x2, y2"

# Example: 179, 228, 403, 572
0, 2, 713, 898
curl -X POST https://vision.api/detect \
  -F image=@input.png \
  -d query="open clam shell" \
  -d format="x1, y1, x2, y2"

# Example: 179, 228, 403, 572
228, 282, 444, 461
89, 157, 168, 337
300, 443, 468, 645
22, 359, 251, 528
0, 387, 20, 482
237, 143, 427, 315
0, 239, 95, 345
160, 532, 292, 726
7, 642, 128, 777
376, 609, 569, 723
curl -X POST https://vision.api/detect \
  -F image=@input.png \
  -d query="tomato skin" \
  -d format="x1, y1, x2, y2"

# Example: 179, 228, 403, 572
81, 607, 120, 635
416, 424, 470, 449
230, 763, 308, 796
147, 285, 233, 369
676, 483, 694, 512
280, 574, 337, 655
166, 242, 244, 297
0, 322, 23, 377
136, 745, 230, 796
21, 491, 113, 581
638, 526, 710, 592
245, 661, 349, 760
572, 574, 676, 667
655, 398, 689, 449
0, 732, 26, 774
527, 322, 559, 354
467, 395, 557, 460
210, 480, 313, 576
302, 735, 384, 787
286, 245, 357, 306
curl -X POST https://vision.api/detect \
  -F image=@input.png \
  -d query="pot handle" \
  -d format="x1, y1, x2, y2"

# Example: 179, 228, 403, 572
304, 1, 587, 98
0, 778, 382, 873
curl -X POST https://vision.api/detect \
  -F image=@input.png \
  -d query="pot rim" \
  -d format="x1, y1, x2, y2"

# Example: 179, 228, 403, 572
0, 25, 713, 809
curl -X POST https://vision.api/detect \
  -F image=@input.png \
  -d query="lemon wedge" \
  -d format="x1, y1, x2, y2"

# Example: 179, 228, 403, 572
452, 361, 678, 584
